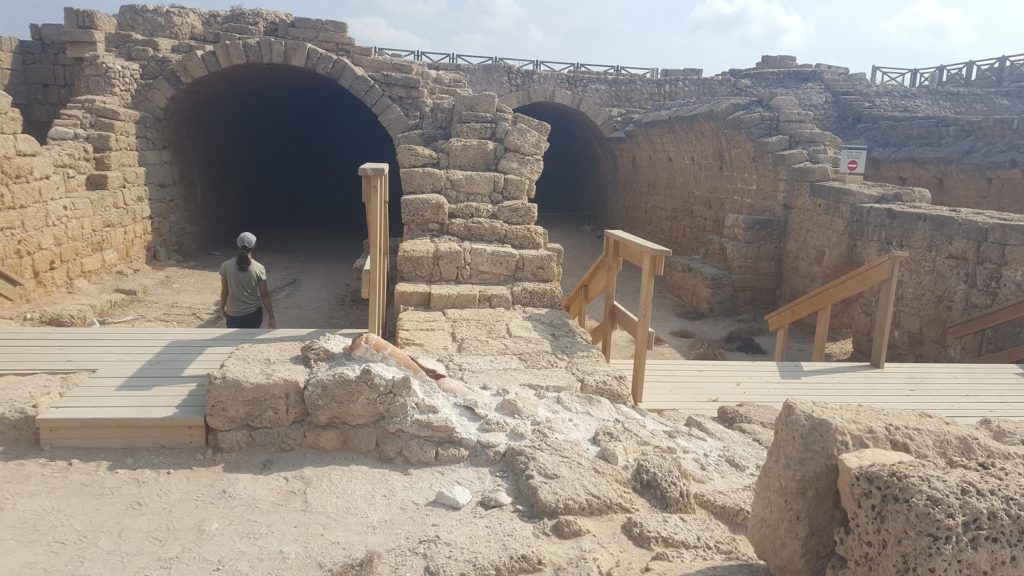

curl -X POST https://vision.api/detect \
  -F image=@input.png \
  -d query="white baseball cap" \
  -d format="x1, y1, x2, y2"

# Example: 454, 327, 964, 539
237, 232, 257, 249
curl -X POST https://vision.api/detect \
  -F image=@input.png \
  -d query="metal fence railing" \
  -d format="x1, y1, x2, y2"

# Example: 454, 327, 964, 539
871, 53, 1024, 87
372, 47, 660, 78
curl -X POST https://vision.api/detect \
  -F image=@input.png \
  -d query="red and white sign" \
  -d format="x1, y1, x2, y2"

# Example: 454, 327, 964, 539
839, 146, 867, 175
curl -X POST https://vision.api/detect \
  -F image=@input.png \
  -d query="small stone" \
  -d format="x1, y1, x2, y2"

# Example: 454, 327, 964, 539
433, 485, 473, 510
550, 517, 588, 539
480, 491, 513, 509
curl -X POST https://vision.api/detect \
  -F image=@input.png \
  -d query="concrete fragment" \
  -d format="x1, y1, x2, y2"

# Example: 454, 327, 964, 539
434, 485, 472, 509
206, 342, 308, 430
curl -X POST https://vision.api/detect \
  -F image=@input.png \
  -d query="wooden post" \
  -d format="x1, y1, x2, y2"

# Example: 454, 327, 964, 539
870, 65, 877, 84
600, 235, 620, 361
359, 163, 390, 338
812, 305, 831, 362
870, 259, 902, 368
774, 326, 788, 362
631, 252, 656, 404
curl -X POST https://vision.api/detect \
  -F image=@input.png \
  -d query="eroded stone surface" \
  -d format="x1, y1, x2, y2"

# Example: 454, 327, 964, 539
206, 342, 308, 430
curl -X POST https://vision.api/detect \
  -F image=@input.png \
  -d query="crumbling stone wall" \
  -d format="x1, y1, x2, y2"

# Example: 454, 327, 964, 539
782, 181, 1024, 362
610, 96, 838, 314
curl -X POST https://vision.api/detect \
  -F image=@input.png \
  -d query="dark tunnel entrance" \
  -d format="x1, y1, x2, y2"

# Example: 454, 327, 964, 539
166, 63, 402, 247
514, 101, 614, 225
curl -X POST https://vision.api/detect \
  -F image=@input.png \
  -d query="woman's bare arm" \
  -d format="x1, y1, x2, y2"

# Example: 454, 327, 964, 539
258, 281, 276, 328
219, 275, 228, 318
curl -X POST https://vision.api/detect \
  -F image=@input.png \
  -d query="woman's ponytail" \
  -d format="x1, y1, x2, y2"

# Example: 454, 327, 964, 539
236, 247, 251, 272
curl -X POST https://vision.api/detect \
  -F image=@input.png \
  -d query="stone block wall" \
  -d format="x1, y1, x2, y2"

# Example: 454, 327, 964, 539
782, 181, 1024, 362
607, 96, 838, 314
0, 34, 75, 142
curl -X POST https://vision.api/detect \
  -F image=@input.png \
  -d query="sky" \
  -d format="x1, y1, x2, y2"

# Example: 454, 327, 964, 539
1, 0, 1021, 75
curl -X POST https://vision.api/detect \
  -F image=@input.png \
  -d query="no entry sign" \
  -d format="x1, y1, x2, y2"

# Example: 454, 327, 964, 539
840, 146, 867, 175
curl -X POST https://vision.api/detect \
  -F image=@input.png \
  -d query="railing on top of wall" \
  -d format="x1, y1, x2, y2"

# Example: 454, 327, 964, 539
359, 163, 390, 338
372, 47, 660, 78
871, 53, 1024, 87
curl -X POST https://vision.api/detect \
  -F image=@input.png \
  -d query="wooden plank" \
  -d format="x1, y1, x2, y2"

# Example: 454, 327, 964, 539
811, 306, 831, 362
0, 328, 342, 334
612, 360, 1023, 371
65, 387, 205, 397
79, 376, 208, 386
974, 345, 1024, 364
52, 396, 206, 408
41, 436, 205, 449
565, 253, 606, 312
601, 236, 619, 361
0, 278, 18, 301
631, 251, 657, 404
765, 253, 907, 331
947, 297, 1024, 339
0, 339, 307, 347
610, 302, 656, 349
40, 425, 204, 441
603, 230, 672, 258
35, 405, 205, 426
0, 346, 239, 355
773, 326, 788, 362
92, 368, 212, 378
870, 259, 901, 368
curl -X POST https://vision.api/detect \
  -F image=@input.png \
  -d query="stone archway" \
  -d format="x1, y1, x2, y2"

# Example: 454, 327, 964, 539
136, 39, 412, 252
499, 88, 614, 137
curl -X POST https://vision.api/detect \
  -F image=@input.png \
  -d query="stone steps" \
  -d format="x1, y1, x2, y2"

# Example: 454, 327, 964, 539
397, 236, 563, 286
393, 281, 563, 310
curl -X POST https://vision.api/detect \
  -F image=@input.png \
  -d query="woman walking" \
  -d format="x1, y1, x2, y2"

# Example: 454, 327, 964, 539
220, 232, 276, 329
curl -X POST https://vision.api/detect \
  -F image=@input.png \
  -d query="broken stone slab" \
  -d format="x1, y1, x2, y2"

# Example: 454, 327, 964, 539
206, 342, 309, 430
480, 491, 512, 509
831, 456, 1024, 576
748, 399, 1024, 576
835, 448, 915, 513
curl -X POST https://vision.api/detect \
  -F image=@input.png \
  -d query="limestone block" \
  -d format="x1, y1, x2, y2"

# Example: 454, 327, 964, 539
448, 218, 505, 243
453, 92, 498, 120
512, 113, 552, 139
283, 40, 309, 68
401, 193, 447, 225
396, 144, 437, 168
497, 152, 544, 182
477, 285, 513, 309
447, 139, 500, 172
397, 238, 434, 281
503, 123, 549, 158
206, 342, 309, 431
470, 244, 519, 277
494, 201, 537, 225
510, 282, 563, 308
767, 95, 800, 110
304, 364, 411, 426
748, 399, 1024, 576
303, 426, 345, 451
789, 162, 832, 182
518, 250, 560, 282
832, 457, 1024, 576
723, 214, 784, 243
394, 282, 431, 308
447, 170, 502, 196
502, 175, 529, 201
448, 202, 494, 219
503, 225, 547, 249
429, 284, 479, 309
453, 122, 494, 140
400, 168, 445, 194
835, 449, 915, 513
251, 424, 305, 451
433, 241, 465, 281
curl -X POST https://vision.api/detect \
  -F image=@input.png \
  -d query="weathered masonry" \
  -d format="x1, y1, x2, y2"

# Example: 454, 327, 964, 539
1, 5, 1022, 363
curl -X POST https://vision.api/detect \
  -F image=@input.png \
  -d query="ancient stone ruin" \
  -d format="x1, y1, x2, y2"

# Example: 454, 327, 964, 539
2, 5, 1021, 362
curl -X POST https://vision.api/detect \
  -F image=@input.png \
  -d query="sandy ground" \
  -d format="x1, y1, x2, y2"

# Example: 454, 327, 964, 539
1, 229, 369, 330
0, 223, 844, 576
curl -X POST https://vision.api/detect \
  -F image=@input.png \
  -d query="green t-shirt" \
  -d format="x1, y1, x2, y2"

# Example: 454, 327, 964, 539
220, 258, 267, 316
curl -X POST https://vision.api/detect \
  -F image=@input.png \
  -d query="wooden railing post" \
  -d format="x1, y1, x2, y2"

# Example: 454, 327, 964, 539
359, 162, 390, 338
812, 305, 832, 362
600, 235, 620, 361
632, 252, 656, 403
870, 258, 902, 368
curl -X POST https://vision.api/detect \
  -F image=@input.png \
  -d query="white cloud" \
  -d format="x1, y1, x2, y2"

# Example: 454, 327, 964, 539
877, 0, 972, 50
460, 0, 528, 32
689, 0, 813, 51
372, 0, 450, 16
345, 15, 430, 48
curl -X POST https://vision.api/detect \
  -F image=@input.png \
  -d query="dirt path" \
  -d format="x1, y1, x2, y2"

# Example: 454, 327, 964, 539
1, 229, 370, 330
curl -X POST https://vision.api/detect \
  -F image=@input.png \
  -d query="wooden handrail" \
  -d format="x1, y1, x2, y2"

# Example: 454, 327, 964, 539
0, 267, 25, 302
359, 163, 390, 338
947, 296, 1024, 364
765, 252, 907, 367
564, 230, 671, 403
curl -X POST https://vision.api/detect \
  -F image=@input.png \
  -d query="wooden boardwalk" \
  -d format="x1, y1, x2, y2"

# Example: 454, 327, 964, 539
612, 359, 1024, 423
0, 328, 360, 448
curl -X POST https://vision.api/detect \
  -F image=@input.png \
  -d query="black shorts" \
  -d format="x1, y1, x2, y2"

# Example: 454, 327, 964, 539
225, 307, 263, 329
